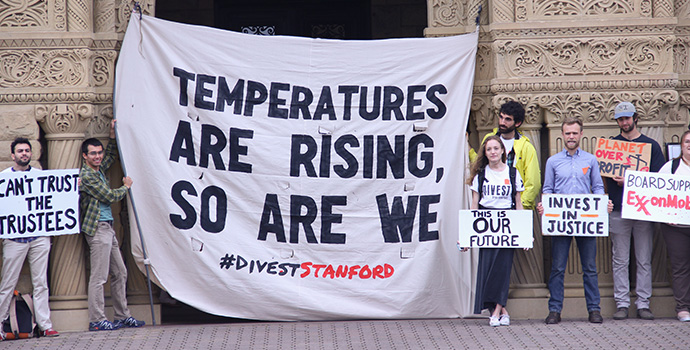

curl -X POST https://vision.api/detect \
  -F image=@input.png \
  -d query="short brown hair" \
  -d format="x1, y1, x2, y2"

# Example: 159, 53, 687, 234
561, 116, 583, 132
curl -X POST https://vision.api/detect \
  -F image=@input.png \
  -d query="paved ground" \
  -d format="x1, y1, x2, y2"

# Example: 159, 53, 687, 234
1, 317, 689, 349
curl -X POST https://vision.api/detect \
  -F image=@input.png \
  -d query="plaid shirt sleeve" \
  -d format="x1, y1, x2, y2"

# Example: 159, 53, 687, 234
79, 141, 128, 236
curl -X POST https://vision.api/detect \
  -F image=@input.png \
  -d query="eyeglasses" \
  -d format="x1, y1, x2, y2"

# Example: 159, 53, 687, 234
87, 151, 104, 156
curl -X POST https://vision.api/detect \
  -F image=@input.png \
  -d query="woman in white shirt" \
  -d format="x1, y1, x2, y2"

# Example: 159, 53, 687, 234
659, 129, 690, 322
463, 135, 524, 327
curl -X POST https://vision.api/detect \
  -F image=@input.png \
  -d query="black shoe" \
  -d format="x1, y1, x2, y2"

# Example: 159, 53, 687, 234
545, 311, 561, 324
637, 308, 654, 320
589, 310, 603, 323
613, 307, 628, 320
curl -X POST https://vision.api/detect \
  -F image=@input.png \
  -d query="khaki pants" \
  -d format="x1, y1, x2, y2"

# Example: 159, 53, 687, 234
85, 222, 131, 323
0, 237, 52, 330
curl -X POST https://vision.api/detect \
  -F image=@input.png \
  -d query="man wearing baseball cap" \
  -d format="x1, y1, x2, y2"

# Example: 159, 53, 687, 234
606, 102, 665, 321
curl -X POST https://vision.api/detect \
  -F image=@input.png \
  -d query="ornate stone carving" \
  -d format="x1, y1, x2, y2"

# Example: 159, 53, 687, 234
116, 0, 154, 33
0, 0, 48, 28
515, 0, 528, 21
529, 91, 679, 125
430, 0, 463, 27
496, 37, 673, 78
475, 43, 492, 80
532, 0, 634, 17
470, 96, 491, 128
95, 0, 116, 33
654, 0, 674, 17
493, 0, 514, 23
492, 78, 679, 93
55, 0, 66, 30
492, 24, 676, 38
86, 104, 113, 138
0, 49, 88, 87
675, 37, 690, 74
92, 50, 117, 87
679, 0, 690, 16
35, 103, 93, 135
67, 0, 90, 31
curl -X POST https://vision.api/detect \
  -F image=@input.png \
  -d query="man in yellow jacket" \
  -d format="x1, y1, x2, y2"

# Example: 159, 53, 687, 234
481, 101, 541, 209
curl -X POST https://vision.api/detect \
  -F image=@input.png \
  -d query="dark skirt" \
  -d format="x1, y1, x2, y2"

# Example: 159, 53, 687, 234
473, 247, 515, 314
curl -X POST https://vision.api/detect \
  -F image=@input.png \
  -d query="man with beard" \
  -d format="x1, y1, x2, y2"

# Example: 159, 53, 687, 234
0, 138, 59, 340
537, 117, 613, 324
481, 101, 541, 210
607, 102, 665, 321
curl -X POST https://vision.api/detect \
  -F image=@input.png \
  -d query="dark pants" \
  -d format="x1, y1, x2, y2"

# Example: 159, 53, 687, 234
662, 224, 690, 313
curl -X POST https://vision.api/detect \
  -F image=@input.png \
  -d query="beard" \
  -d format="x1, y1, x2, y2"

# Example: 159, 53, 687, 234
619, 123, 635, 133
498, 124, 516, 134
15, 157, 30, 167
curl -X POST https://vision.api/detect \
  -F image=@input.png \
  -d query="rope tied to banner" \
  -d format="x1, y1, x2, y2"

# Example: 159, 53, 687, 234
133, 2, 143, 21
132, 2, 145, 58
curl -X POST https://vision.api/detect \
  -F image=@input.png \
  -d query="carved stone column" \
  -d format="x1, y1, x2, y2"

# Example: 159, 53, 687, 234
67, 0, 92, 32
35, 103, 93, 310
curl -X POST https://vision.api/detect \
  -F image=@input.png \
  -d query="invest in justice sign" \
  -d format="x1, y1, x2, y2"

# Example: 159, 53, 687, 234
114, 16, 478, 320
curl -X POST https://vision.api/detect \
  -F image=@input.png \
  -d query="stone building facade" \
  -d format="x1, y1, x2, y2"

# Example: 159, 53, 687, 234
0, 0, 687, 330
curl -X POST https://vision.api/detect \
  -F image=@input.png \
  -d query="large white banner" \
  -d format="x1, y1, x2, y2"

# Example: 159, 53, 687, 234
115, 16, 477, 320
622, 170, 690, 224
0, 169, 79, 239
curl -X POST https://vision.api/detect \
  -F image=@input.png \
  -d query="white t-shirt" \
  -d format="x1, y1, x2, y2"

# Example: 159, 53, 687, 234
659, 159, 690, 227
470, 165, 525, 209
659, 158, 690, 176
1, 166, 36, 173
500, 136, 515, 155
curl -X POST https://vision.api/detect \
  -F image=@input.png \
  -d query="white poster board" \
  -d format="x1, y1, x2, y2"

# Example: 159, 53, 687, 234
0, 169, 80, 239
541, 194, 609, 236
458, 210, 533, 248
622, 170, 690, 224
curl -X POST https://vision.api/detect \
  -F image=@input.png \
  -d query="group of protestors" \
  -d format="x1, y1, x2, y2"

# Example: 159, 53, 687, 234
0, 120, 144, 340
1, 100, 689, 336
465, 101, 690, 326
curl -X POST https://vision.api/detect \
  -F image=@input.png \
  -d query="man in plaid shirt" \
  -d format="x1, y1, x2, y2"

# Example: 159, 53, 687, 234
0, 138, 59, 339
79, 120, 144, 331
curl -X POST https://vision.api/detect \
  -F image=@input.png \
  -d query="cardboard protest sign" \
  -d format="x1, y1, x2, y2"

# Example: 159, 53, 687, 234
458, 210, 533, 248
595, 138, 651, 178
622, 170, 690, 225
541, 194, 608, 236
0, 169, 79, 239
114, 16, 478, 320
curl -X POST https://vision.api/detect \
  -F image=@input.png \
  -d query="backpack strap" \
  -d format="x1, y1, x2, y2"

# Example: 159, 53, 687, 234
477, 168, 486, 203
672, 157, 681, 174
9, 293, 18, 337
509, 166, 517, 210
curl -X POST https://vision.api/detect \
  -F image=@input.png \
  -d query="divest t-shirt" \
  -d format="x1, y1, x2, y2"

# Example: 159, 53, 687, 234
470, 165, 525, 209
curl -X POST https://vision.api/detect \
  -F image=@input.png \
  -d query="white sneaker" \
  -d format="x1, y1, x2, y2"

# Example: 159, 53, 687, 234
489, 316, 500, 327
499, 314, 510, 326
678, 311, 690, 322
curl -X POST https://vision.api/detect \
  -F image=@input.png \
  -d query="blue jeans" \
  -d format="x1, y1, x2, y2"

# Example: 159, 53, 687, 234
548, 236, 600, 312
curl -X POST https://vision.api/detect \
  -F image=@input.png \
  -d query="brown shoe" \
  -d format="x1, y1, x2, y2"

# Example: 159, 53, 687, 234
545, 311, 561, 324
589, 310, 603, 323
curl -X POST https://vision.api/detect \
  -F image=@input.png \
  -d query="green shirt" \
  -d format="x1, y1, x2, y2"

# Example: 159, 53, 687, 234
79, 140, 128, 236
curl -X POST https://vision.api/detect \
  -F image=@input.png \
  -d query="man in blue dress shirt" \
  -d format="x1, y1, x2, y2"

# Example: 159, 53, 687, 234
537, 117, 613, 325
